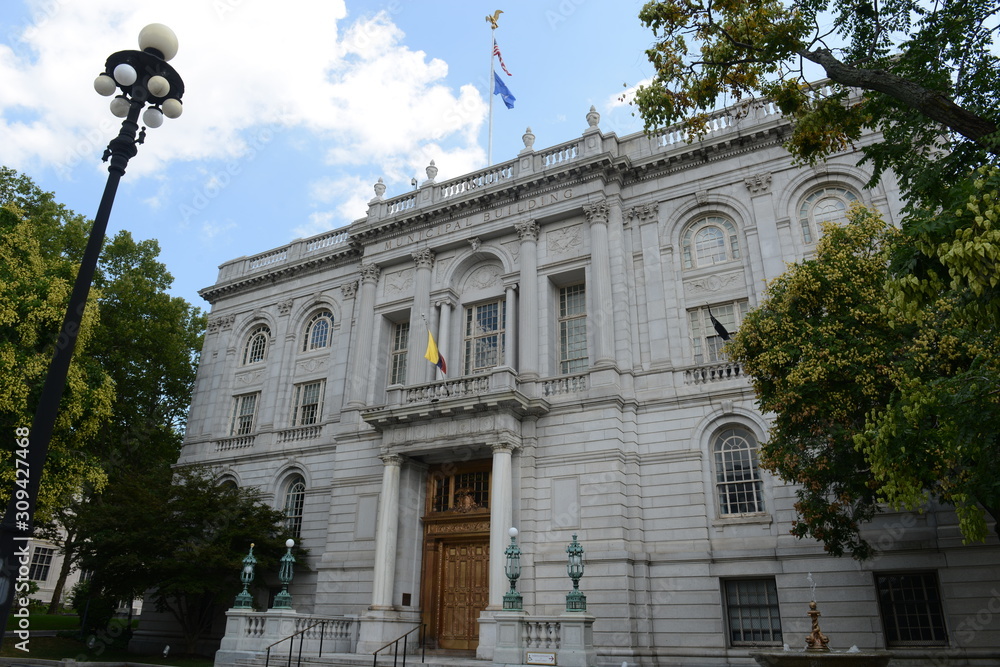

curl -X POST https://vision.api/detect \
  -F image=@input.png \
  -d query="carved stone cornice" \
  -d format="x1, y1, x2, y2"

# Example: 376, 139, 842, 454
583, 200, 610, 226
411, 248, 435, 270
360, 263, 381, 285
514, 220, 540, 243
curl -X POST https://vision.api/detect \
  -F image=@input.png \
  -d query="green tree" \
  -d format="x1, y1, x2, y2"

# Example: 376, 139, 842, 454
727, 206, 908, 559
77, 467, 296, 655
634, 0, 1000, 206
0, 167, 114, 520
855, 165, 1000, 543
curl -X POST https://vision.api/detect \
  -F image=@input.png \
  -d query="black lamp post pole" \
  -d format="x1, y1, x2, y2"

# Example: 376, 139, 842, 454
0, 25, 183, 644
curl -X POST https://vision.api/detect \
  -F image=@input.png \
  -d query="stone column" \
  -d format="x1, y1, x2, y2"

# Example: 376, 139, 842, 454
371, 454, 403, 609
584, 200, 615, 367
515, 220, 540, 378
489, 442, 517, 609
347, 264, 380, 408
436, 299, 453, 378
503, 284, 517, 369
407, 248, 434, 386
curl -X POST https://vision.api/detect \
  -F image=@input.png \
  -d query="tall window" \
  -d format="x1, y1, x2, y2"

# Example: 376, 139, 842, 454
799, 187, 858, 243
681, 216, 741, 269
723, 579, 782, 646
389, 321, 410, 385
292, 380, 325, 426
28, 547, 54, 581
559, 284, 588, 374
464, 299, 506, 374
242, 324, 271, 365
302, 310, 333, 352
714, 427, 765, 516
876, 572, 948, 646
689, 301, 748, 364
283, 475, 306, 539
230, 393, 259, 436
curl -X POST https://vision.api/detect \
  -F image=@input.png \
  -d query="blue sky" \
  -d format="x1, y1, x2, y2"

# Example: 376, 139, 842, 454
1, 1, 655, 309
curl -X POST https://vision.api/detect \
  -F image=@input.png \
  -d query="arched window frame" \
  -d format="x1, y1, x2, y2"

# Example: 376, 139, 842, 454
242, 324, 271, 365
282, 474, 306, 539
713, 426, 765, 517
799, 186, 859, 244
681, 216, 741, 269
302, 310, 334, 352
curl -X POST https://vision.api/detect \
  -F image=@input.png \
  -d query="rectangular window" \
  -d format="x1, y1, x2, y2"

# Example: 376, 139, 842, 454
464, 299, 506, 375
689, 300, 749, 364
29, 547, 54, 581
559, 284, 588, 374
389, 321, 409, 385
876, 572, 948, 646
723, 578, 783, 646
292, 380, 325, 426
230, 393, 259, 436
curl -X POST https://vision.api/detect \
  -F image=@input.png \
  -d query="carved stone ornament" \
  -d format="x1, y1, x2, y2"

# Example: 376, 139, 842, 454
522, 127, 535, 150
468, 237, 483, 252
514, 220, 540, 243
627, 202, 660, 224
360, 263, 381, 285
468, 265, 503, 290
373, 177, 386, 199
215, 313, 236, 331
547, 225, 583, 255
586, 105, 600, 128
744, 172, 773, 194
341, 280, 359, 299
583, 199, 610, 226
412, 248, 435, 269
277, 299, 294, 316
425, 160, 438, 182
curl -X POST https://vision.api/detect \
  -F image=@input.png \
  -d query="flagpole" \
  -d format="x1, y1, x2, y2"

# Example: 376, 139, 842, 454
488, 25, 496, 166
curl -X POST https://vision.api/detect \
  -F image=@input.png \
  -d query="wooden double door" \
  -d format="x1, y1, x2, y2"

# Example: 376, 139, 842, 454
425, 537, 489, 649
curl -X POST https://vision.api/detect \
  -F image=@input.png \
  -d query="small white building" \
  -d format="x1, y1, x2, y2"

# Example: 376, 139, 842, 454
132, 98, 1000, 667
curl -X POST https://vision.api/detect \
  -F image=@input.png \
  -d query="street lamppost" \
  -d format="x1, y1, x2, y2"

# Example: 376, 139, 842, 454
565, 533, 586, 612
273, 539, 296, 609
0, 24, 185, 643
503, 527, 522, 611
234, 543, 258, 609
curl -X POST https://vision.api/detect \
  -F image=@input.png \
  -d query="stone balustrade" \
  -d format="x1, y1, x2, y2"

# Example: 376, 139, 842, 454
215, 609, 358, 667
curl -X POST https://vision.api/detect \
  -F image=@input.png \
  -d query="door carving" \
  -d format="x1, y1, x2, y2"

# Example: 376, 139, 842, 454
438, 539, 489, 649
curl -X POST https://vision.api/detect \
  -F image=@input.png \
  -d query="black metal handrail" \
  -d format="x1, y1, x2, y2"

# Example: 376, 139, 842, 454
372, 624, 425, 667
264, 619, 329, 667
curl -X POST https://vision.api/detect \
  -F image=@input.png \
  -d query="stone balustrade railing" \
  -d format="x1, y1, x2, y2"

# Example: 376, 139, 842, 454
684, 361, 743, 385
216, 610, 359, 667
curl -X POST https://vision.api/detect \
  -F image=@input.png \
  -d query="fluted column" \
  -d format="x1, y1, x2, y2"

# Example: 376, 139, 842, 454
488, 442, 517, 608
347, 264, 380, 408
515, 220, 540, 378
584, 200, 615, 366
503, 284, 517, 369
436, 299, 453, 378
407, 249, 435, 385
371, 454, 403, 609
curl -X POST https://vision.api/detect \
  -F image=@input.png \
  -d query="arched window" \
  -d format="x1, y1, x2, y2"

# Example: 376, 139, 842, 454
302, 310, 333, 352
714, 427, 765, 516
799, 187, 858, 243
283, 475, 306, 539
682, 216, 741, 269
242, 324, 271, 365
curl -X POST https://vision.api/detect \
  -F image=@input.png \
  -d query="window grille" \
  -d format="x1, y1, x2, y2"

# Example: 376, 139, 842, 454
559, 284, 588, 374
682, 216, 741, 269
293, 380, 325, 426
283, 476, 306, 539
28, 547, 54, 581
242, 324, 271, 365
799, 187, 858, 243
689, 301, 748, 364
390, 321, 410, 385
303, 310, 333, 351
714, 427, 765, 516
464, 300, 506, 374
876, 572, 948, 646
724, 578, 783, 646
230, 393, 259, 436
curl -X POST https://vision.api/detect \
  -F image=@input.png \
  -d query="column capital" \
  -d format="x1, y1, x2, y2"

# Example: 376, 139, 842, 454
626, 202, 659, 225
744, 172, 773, 194
490, 442, 519, 455
584, 199, 610, 226
411, 248, 435, 269
514, 220, 540, 243
360, 263, 381, 285
341, 280, 359, 300
434, 298, 455, 310
379, 453, 404, 467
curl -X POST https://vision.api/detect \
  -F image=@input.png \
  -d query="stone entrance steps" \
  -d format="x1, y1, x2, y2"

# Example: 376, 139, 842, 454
237, 650, 486, 667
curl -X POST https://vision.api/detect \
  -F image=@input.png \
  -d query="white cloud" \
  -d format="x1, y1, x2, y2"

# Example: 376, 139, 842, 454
200, 219, 236, 242
0, 0, 486, 179
609, 78, 652, 109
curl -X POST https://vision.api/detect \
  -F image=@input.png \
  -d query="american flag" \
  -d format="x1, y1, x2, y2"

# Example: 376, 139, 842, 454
493, 39, 512, 76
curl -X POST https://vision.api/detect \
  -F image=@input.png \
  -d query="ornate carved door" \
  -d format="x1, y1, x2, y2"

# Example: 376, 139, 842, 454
438, 539, 489, 649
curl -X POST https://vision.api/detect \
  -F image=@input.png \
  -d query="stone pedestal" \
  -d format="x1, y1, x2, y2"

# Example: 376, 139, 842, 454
215, 608, 299, 667
489, 611, 526, 663
356, 608, 422, 655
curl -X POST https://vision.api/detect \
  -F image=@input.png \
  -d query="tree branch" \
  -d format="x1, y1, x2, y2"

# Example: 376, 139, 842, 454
798, 48, 1000, 150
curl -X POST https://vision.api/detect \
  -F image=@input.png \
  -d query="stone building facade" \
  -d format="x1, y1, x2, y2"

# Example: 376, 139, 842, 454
134, 99, 1000, 666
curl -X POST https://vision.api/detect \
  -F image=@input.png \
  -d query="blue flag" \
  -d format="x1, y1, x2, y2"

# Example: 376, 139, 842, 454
493, 71, 515, 109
